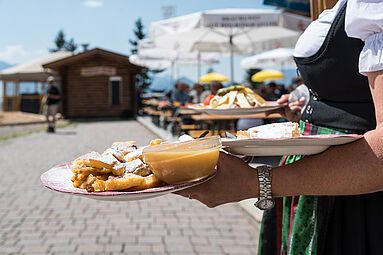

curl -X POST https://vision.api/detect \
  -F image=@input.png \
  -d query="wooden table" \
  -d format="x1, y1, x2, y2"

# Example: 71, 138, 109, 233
191, 112, 282, 121
142, 99, 160, 106
178, 108, 199, 115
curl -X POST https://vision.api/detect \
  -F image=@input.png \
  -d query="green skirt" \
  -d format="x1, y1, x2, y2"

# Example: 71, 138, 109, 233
258, 121, 352, 255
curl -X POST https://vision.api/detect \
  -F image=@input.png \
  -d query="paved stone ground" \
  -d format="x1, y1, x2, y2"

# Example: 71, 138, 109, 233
0, 120, 260, 255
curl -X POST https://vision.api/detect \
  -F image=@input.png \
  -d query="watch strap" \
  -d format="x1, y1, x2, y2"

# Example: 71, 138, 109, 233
255, 165, 274, 210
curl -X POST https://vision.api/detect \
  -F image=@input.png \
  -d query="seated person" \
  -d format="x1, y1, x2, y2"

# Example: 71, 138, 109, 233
173, 81, 190, 105
188, 83, 204, 104
200, 80, 223, 103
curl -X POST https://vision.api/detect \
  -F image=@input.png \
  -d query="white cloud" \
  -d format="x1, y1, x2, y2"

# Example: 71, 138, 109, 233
0, 45, 46, 64
83, 0, 103, 7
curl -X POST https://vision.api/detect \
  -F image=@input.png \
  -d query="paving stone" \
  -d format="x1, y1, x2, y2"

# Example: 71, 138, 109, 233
122, 244, 152, 253
137, 235, 163, 244
20, 245, 50, 253
76, 244, 105, 253
50, 244, 77, 253
101, 244, 123, 253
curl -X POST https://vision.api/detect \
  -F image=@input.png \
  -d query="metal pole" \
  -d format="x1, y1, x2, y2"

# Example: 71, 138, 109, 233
170, 61, 175, 88
281, 62, 286, 85
229, 35, 234, 85
175, 61, 180, 81
197, 51, 201, 81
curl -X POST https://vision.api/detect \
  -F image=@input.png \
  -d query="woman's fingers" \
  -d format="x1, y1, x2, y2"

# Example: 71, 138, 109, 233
277, 94, 289, 104
289, 105, 303, 112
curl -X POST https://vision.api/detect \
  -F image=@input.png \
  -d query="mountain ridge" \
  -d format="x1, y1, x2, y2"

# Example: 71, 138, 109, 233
0, 61, 12, 70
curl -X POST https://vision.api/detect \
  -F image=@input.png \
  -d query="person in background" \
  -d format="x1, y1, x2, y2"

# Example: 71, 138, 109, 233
188, 83, 204, 104
165, 89, 174, 103
263, 82, 279, 101
173, 81, 190, 105
292, 76, 305, 87
276, 84, 288, 96
200, 80, 224, 104
287, 85, 295, 93
210, 80, 223, 95
43, 76, 60, 133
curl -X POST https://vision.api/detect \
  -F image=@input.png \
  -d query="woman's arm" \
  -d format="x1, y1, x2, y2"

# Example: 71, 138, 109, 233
274, 70, 383, 197
176, 71, 383, 207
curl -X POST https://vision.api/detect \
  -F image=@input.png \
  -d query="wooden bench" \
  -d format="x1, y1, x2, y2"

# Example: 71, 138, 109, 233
180, 124, 201, 131
166, 116, 181, 122
188, 130, 213, 138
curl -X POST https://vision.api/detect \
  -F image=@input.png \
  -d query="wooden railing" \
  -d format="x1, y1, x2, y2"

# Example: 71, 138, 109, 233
2, 95, 43, 112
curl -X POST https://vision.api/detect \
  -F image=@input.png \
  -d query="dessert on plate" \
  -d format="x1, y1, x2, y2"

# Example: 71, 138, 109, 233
71, 140, 163, 192
200, 85, 268, 109
236, 122, 301, 139
70, 136, 221, 192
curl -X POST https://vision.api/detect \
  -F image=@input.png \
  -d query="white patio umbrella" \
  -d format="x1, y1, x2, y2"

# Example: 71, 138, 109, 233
137, 38, 220, 79
129, 55, 172, 69
150, 8, 301, 83
240, 48, 295, 69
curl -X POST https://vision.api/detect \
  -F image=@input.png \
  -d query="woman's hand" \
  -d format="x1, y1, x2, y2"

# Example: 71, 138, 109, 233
268, 94, 306, 122
174, 150, 259, 208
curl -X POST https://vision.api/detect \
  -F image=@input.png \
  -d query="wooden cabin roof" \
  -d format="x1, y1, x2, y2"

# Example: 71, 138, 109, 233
43, 48, 143, 73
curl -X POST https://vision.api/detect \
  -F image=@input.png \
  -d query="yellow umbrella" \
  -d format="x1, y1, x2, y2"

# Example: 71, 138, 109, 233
199, 72, 229, 83
251, 70, 284, 82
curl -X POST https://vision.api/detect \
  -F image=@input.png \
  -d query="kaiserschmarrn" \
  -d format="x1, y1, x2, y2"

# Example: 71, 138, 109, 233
71, 140, 163, 192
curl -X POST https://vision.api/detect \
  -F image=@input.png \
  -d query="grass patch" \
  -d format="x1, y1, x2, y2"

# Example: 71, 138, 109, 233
0, 121, 78, 141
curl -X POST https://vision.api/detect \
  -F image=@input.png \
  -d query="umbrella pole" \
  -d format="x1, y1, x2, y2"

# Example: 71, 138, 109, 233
281, 62, 286, 85
170, 61, 174, 87
198, 51, 201, 81
176, 61, 180, 81
229, 35, 234, 85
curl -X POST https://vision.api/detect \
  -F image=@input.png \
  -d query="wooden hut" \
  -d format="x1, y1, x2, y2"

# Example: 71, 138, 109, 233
43, 48, 143, 118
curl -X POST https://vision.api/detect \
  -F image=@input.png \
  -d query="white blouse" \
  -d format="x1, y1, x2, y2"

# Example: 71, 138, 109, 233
293, 0, 383, 76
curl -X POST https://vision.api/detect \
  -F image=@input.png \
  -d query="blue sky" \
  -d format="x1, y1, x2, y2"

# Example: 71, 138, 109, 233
0, 0, 296, 86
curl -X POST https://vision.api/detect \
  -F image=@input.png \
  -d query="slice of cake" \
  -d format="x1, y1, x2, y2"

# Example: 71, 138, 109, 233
237, 122, 301, 139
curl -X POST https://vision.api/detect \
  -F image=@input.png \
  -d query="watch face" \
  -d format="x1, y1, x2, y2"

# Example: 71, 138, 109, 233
256, 199, 275, 210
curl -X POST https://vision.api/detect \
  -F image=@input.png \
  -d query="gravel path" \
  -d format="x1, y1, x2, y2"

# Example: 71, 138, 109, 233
0, 120, 259, 255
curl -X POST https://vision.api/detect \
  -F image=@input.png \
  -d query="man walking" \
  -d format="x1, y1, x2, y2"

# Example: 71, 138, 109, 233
43, 76, 60, 133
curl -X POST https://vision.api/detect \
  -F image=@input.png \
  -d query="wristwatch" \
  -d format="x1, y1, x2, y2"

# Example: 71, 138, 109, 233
255, 165, 275, 210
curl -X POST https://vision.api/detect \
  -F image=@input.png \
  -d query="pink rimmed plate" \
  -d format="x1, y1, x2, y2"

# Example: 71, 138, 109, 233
41, 163, 217, 201
188, 101, 285, 116
222, 134, 363, 156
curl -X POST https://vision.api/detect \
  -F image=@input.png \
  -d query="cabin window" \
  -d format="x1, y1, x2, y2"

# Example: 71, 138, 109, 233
109, 76, 122, 105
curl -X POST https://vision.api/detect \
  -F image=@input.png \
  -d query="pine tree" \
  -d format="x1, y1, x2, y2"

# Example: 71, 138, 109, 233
129, 18, 145, 55
49, 30, 78, 53
129, 18, 164, 90
50, 30, 66, 52
64, 38, 78, 52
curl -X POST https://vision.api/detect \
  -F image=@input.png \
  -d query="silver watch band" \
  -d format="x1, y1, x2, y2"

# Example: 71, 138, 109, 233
255, 165, 274, 210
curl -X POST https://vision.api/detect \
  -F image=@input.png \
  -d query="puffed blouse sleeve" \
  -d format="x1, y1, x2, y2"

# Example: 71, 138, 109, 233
345, 0, 383, 76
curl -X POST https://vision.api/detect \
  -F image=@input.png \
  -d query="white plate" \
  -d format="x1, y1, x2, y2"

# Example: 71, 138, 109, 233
41, 163, 217, 201
221, 134, 363, 156
189, 101, 284, 116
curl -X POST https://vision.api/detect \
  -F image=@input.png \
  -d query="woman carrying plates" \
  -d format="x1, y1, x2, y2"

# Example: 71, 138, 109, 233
176, 1, 383, 254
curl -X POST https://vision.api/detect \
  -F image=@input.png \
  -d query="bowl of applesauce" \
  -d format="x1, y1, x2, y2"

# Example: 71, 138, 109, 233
143, 136, 221, 185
